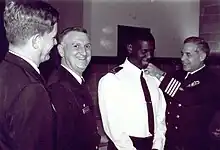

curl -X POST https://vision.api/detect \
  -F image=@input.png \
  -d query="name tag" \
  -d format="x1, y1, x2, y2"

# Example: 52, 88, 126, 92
82, 106, 90, 114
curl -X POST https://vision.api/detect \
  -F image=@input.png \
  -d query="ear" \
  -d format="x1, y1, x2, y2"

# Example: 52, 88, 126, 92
127, 44, 132, 54
199, 51, 206, 62
57, 43, 64, 57
31, 34, 41, 50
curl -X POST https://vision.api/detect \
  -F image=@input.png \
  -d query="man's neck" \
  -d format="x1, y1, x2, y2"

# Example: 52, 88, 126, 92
9, 44, 40, 66
189, 64, 206, 75
61, 60, 83, 76
61, 63, 83, 84
127, 57, 142, 70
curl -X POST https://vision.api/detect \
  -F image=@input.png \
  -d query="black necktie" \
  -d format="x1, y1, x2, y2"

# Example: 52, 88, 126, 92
140, 72, 154, 136
81, 77, 85, 85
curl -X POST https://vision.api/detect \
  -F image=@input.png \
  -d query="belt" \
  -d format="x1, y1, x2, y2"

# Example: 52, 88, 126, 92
129, 136, 153, 142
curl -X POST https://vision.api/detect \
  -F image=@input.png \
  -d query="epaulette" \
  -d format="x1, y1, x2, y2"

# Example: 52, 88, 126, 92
110, 66, 123, 74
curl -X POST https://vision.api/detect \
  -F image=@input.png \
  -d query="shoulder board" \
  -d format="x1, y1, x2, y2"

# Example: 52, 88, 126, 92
110, 66, 123, 74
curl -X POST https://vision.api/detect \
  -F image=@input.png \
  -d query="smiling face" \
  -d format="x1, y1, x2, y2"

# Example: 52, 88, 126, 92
181, 42, 206, 72
58, 31, 91, 75
128, 40, 155, 69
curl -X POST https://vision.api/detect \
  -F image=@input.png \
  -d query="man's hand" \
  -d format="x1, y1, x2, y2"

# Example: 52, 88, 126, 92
144, 63, 165, 80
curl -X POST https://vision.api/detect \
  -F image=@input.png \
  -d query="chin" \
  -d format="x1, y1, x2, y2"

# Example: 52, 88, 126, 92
41, 56, 50, 63
77, 65, 87, 72
183, 67, 190, 72
141, 63, 149, 69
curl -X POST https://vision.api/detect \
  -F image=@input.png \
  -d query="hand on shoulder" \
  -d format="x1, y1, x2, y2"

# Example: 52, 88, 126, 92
144, 63, 165, 80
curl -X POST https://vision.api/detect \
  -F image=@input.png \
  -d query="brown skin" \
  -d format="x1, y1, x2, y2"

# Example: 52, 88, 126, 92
127, 40, 155, 69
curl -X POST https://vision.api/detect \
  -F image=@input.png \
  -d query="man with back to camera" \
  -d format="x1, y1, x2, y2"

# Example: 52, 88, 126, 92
47, 27, 101, 150
0, 1, 59, 150
98, 28, 166, 150
146, 36, 220, 150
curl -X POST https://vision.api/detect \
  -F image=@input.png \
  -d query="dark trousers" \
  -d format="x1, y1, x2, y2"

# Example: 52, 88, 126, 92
165, 138, 210, 150
107, 136, 153, 150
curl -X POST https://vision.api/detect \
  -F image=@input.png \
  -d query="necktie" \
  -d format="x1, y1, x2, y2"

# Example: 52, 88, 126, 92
140, 72, 154, 136
81, 77, 85, 85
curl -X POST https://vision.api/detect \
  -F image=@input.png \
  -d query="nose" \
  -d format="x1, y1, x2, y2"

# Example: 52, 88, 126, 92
79, 46, 87, 56
146, 51, 152, 59
181, 54, 186, 62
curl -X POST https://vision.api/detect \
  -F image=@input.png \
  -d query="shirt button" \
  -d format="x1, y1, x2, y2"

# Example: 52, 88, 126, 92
167, 112, 170, 115
175, 126, 178, 129
178, 103, 182, 107
83, 104, 86, 107
95, 146, 98, 149
169, 102, 172, 104
176, 115, 180, 118
166, 122, 168, 125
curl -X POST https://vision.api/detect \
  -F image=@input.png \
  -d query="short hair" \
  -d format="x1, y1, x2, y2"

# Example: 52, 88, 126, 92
58, 27, 88, 43
184, 36, 210, 56
4, 0, 59, 45
131, 32, 155, 45
124, 27, 155, 45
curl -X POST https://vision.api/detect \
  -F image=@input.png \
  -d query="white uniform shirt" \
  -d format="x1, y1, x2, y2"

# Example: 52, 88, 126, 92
98, 59, 166, 150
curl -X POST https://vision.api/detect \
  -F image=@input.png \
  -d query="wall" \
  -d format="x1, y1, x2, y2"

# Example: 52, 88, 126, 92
83, 0, 200, 57
200, 0, 220, 54
47, 0, 83, 32
83, 0, 199, 118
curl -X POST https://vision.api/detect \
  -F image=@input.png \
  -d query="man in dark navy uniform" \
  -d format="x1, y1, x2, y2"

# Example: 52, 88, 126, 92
146, 36, 220, 150
0, 1, 59, 150
47, 27, 100, 150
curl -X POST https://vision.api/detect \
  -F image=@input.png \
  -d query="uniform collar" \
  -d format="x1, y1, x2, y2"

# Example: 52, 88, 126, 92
5, 52, 45, 84
185, 65, 206, 79
122, 58, 142, 76
9, 50, 40, 74
61, 64, 84, 84
189, 64, 206, 75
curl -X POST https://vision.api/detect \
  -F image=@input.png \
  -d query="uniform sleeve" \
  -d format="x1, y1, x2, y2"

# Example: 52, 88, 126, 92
152, 87, 167, 150
208, 78, 220, 141
159, 73, 182, 97
98, 74, 136, 150
11, 83, 54, 150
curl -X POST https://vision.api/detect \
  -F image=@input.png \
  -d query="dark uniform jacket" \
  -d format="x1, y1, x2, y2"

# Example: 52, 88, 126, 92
0, 53, 55, 150
47, 66, 100, 150
159, 67, 220, 149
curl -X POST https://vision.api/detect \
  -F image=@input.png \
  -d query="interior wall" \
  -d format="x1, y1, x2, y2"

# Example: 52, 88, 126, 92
83, 0, 200, 58
200, 0, 220, 54
47, 0, 83, 32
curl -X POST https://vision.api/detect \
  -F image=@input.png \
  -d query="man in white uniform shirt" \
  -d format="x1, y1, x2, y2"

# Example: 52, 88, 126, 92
98, 29, 166, 150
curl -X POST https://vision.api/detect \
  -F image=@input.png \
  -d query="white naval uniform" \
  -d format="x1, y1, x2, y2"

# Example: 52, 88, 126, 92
98, 59, 166, 150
